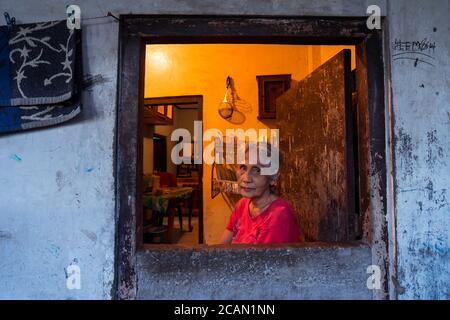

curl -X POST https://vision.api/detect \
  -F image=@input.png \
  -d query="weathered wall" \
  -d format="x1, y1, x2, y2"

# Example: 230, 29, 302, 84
388, 0, 450, 299
1, 0, 448, 300
0, 1, 119, 299
137, 243, 372, 299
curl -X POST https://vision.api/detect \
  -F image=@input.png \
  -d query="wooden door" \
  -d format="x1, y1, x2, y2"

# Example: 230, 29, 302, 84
276, 49, 356, 242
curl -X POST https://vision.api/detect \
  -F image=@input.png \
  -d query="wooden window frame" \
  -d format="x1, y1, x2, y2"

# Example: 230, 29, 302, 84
115, 15, 389, 299
256, 74, 291, 120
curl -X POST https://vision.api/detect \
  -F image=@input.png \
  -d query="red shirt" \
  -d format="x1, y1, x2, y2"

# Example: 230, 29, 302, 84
226, 197, 300, 244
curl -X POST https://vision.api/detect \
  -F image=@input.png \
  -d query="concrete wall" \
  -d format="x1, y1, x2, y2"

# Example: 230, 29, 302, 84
388, 0, 450, 299
0, 1, 119, 299
0, 0, 448, 300
137, 243, 372, 300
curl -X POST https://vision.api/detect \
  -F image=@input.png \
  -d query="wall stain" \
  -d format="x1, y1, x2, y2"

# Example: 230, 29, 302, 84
426, 129, 444, 169
396, 128, 415, 181
10, 154, 22, 162
408, 233, 449, 259
81, 229, 97, 243
0, 230, 12, 239
417, 201, 423, 212
434, 189, 448, 209
82, 74, 110, 91
75, 193, 81, 208
56, 171, 64, 191
425, 180, 434, 201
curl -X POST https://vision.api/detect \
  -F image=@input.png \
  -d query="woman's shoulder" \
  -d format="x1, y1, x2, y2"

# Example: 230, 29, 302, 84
232, 197, 250, 214
269, 198, 297, 218
235, 197, 251, 209
272, 197, 294, 209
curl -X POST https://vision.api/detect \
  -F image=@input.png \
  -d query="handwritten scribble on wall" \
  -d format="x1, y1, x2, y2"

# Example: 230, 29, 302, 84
392, 38, 436, 67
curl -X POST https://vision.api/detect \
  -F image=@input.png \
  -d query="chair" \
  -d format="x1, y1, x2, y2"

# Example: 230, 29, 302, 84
154, 172, 182, 229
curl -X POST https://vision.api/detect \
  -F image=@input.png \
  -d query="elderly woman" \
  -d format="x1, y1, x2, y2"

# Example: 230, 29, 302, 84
220, 142, 300, 244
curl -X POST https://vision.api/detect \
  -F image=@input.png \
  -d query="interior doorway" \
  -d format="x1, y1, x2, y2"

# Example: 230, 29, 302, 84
140, 95, 204, 245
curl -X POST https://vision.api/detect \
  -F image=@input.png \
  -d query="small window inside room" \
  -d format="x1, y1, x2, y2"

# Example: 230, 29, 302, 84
140, 43, 361, 246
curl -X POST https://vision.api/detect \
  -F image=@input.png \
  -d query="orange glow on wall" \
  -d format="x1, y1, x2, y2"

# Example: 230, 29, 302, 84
144, 44, 356, 244
147, 49, 170, 71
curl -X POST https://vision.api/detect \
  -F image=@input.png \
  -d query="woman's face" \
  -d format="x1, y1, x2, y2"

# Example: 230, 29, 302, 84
237, 163, 272, 199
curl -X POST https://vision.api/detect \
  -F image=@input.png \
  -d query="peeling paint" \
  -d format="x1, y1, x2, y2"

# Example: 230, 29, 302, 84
55, 170, 64, 191
426, 129, 444, 170
396, 128, 415, 181
425, 180, 434, 200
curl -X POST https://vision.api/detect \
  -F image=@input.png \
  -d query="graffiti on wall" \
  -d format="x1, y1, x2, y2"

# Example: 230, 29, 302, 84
392, 38, 437, 67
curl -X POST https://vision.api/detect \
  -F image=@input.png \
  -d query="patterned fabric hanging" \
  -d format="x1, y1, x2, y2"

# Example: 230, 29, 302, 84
0, 19, 81, 133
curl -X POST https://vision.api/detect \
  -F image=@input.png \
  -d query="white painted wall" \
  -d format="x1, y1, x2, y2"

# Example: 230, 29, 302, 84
0, 8, 117, 298
0, 0, 448, 300
388, 0, 450, 299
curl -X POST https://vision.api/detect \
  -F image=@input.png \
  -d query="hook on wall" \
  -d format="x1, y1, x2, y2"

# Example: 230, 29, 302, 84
226, 76, 232, 89
4, 12, 16, 30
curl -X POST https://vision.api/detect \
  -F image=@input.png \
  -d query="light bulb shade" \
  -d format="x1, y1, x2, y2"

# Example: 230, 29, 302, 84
218, 101, 233, 119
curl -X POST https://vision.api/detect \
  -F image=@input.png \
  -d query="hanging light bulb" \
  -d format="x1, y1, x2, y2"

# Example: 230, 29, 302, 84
218, 76, 234, 119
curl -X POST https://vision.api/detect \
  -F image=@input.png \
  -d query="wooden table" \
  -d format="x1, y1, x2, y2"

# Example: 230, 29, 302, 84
143, 187, 193, 243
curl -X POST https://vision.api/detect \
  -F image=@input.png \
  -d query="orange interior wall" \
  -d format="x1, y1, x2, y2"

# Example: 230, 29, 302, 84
144, 44, 355, 244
